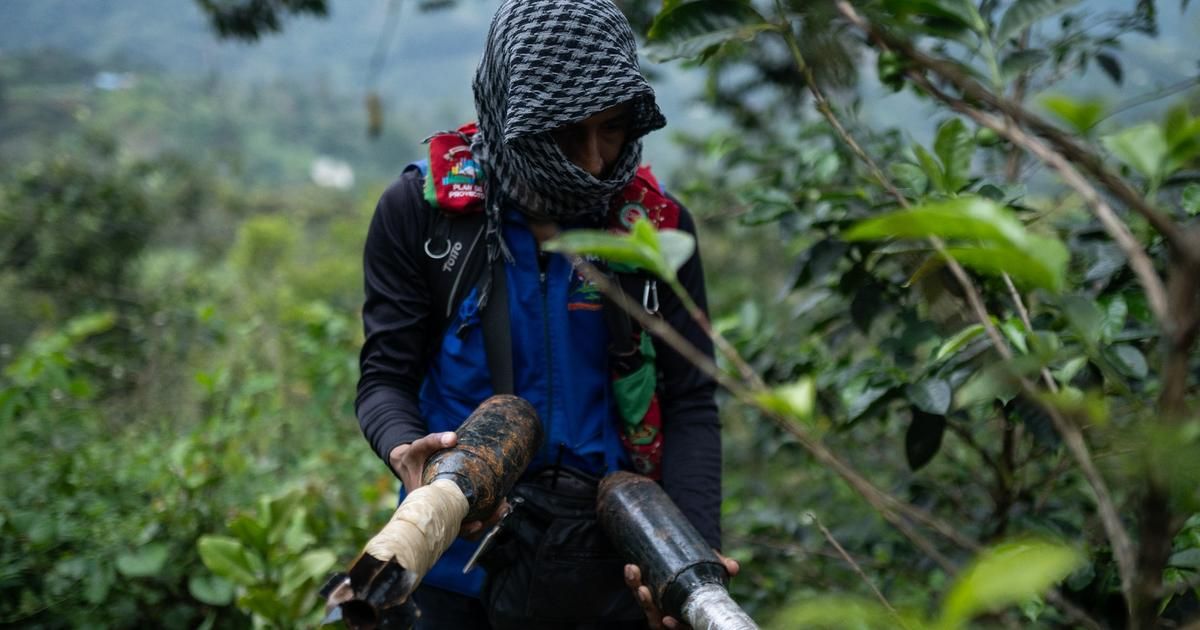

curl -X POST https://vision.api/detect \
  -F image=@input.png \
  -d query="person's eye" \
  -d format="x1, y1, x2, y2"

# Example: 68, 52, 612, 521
604, 118, 629, 132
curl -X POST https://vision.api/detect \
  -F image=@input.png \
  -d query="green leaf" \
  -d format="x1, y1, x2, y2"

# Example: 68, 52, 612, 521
935, 324, 986, 362
282, 509, 317, 554
934, 119, 974, 192
1059, 295, 1104, 348
1168, 548, 1200, 569
882, 0, 978, 34
1102, 122, 1168, 182
944, 240, 1067, 292
237, 586, 288, 622
64, 310, 118, 341
279, 549, 337, 596
1040, 94, 1106, 134
755, 377, 816, 423
658, 229, 697, 274
846, 196, 1026, 245
954, 364, 1021, 409
1183, 184, 1200, 216
913, 144, 946, 193
996, 0, 1081, 43
844, 196, 1068, 291
906, 409, 947, 471
544, 228, 667, 278
83, 564, 113, 604
1000, 318, 1029, 354
1053, 356, 1089, 384
939, 540, 1084, 628
228, 514, 269, 553
645, 1, 776, 63
1100, 296, 1128, 342
738, 188, 796, 225
1106, 344, 1148, 379
774, 595, 907, 629
545, 231, 655, 270
197, 536, 259, 587
1000, 49, 1049, 80
544, 219, 693, 281
1028, 331, 1063, 361
188, 573, 236, 606
1164, 111, 1200, 173
889, 162, 928, 196
907, 379, 952, 415
115, 543, 170, 578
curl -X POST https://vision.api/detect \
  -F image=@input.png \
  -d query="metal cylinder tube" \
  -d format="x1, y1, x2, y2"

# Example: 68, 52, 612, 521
597, 471, 757, 630
422, 394, 544, 521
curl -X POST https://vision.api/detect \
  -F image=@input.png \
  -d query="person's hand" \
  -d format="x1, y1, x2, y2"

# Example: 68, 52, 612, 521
389, 431, 457, 492
624, 551, 740, 629
460, 498, 510, 541
387, 432, 506, 539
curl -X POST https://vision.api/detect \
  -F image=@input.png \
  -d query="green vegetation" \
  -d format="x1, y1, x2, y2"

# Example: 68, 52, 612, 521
3, 0, 1200, 627
0, 52, 399, 628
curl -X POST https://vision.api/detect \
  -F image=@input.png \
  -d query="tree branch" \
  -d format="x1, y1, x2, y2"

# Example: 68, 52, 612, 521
813, 513, 901, 619
569, 257, 971, 568
1158, 237, 1200, 418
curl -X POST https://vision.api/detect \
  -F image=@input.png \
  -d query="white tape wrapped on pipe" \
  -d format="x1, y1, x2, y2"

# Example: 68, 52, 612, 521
362, 479, 469, 581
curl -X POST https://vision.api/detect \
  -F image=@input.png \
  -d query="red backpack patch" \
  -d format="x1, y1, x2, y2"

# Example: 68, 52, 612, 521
424, 122, 486, 214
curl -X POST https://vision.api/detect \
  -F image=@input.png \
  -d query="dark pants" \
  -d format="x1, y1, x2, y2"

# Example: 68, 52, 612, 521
410, 584, 649, 630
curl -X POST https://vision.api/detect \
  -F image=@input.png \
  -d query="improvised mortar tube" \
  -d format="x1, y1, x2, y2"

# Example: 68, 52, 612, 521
321, 395, 543, 629
597, 471, 759, 630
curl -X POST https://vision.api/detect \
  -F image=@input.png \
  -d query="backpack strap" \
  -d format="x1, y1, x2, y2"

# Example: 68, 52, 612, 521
482, 256, 514, 395
405, 159, 514, 396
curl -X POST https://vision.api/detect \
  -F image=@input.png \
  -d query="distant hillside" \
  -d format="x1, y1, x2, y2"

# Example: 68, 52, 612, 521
0, 0, 718, 170
0, 0, 489, 128
2, 0, 1195, 177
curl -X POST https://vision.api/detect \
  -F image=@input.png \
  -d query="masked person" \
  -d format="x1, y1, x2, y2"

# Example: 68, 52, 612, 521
355, 1, 733, 627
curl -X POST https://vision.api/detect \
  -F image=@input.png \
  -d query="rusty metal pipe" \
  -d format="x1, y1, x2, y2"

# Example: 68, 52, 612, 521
322, 395, 543, 628
597, 471, 758, 630
421, 395, 543, 522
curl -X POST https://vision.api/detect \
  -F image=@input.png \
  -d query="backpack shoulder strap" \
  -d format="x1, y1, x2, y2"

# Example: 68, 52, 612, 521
482, 257, 514, 395
406, 158, 513, 395
406, 159, 489, 322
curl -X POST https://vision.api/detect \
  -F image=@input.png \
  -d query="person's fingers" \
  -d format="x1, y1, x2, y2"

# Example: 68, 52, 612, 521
478, 498, 509, 530
662, 616, 679, 629
408, 431, 457, 458
636, 585, 661, 630
715, 550, 741, 577
624, 563, 642, 589
458, 520, 484, 539
723, 557, 741, 577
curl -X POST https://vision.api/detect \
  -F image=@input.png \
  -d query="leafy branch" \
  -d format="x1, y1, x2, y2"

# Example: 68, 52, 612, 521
833, 2, 1200, 626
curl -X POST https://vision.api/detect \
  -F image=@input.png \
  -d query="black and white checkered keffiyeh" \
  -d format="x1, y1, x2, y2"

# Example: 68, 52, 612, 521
471, 0, 666, 224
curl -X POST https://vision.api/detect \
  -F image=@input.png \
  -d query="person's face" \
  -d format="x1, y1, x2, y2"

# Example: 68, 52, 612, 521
549, 102, 632, 179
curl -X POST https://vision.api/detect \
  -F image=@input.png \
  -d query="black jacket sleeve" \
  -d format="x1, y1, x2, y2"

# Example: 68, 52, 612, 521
356, 171, 435, 469
656, 203, 723, 551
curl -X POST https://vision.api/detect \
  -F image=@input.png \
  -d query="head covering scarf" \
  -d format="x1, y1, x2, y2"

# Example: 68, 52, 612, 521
471, 0, 666, 224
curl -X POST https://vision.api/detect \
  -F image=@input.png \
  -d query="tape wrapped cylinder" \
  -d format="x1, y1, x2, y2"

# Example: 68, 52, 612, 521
362, 479, 469, 578
363, 395, 543, 574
